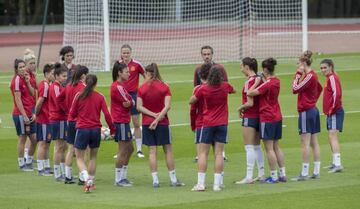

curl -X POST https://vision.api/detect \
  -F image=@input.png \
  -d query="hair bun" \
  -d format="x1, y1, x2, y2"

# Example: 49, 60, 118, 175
24, 48, 35, 56
303, 50, 313, 59
268, 58, 277, 66
54, 62, 62, 68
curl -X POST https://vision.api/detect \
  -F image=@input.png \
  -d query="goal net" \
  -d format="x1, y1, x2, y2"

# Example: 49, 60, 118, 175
63, 0, 306, 71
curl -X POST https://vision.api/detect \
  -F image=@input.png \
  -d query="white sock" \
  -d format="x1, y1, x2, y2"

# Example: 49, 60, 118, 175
279, 167, 286, 177
220, 171, 224, 185
198, 172, 206, 186
24, 148, 29, 160
151, 172, 159, 184
60, 163, 65, 175
44, 159, 50, 168
169, 170, 177, 183
214, 173, 222, 187
136, 138, 142, 152
89, 175, 95, 181
37, 160, 44, 171
301, 163, 310, 176
245, 145, 255, 180
122, 165, 128, 180
254, 145, 265, 177
54, 164, 61, 178
270, 170, 278, 181
79, 172, 84, 181
333, 153, 341, 166
65, 166, 72, 179
25, 155, 33, 164
18, 157, 25, 167
81, 170, 89, 182
313, 161, 321, 175
222, 151, 226, 158
115, 167, 123, 182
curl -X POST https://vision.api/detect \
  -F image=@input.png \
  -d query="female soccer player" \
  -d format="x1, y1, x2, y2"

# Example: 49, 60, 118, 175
59, 46, 76, 84
190, 66, 235, 191
58, 65, 89, 184
248, 58, 286, 183
292, 51, 323, 181
10, 59, 37, 171
137, 63, 184, 188
111, 62, 135, 187
49, 63, 68, 181
35, 63, 55, 175
119, 44, 145, 158
69, 74, 115, 193
235, 57, 265, 184
320, 59, 344, 173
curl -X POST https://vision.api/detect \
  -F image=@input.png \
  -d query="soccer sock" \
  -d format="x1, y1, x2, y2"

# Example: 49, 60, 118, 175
44, 159, 50, 169
60, 163, 65, 176
214, 173, 222, 187
37, 160, 44, 171
54, 164, 61, 178
115, 167, 123, 182
151, 172, 159, 184
270, 170, 278, 181
122, 165, 128, 180
301, 163, 310, 176
25, 155, 33, 165
136, 138, 142, 152
65, 166, 72, 179
254, 145, 265, 177
80, 170, 89, 182
222, 151, 226, 158
18, 157, 25, 167
79, 172, 84, 181
198, 172, 206, 186
333, 153, 341, 166
24, 148, 29, 160
168, 170, 177, 183
220, 171, 224, 185
245, 145, 255, 180
313, 161, 321, 175
89, 175, 95, 181
279, 167, 286, 177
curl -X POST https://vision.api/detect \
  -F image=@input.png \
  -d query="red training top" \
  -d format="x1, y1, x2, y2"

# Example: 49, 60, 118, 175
242, 75, 260, 119
193, 63, 228, 86
57, 81, 86, 121
257, 77, 282, 123
36, 80, 50, 124
110, 81, 134, 123
48, 81, 67, 121
323, 73, 342, 116
10, 75, 33, 116
190, 85, 204, 131
119, 59, 145, 93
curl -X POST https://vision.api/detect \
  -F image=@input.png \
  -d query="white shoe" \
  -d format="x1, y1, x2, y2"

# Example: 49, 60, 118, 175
137, 151, 145, 158
113, 154, 117, 159
253, 175, 266, 182
234, 178, 254, 185
213, 184, 222, 192
191, 184, 205, 192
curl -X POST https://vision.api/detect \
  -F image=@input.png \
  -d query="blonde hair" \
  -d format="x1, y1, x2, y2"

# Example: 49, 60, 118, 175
299, 50, 313, 66
23, 48, 36, 62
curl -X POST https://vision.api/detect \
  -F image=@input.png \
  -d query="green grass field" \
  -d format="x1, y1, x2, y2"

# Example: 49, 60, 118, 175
0, 53, 359, 209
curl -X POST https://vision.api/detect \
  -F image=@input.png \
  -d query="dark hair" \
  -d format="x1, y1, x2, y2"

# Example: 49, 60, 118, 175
201, 45, 214, 54
320, 59, 335, 71
43, 63, 54, 75
112, 61, 128, 82
14, 59, 25, 73
145, 63, 162, 81
72, 65, 89, 85
242, 57, 258, 73
121, 44, 132, 51
262, 58, 277, 75
59, 46, 74, 61
299, 50, 313, 66
199, 63, 212, 80
207, 66, 223, 86
79, 74, 97, 100
54, 62, 68, 77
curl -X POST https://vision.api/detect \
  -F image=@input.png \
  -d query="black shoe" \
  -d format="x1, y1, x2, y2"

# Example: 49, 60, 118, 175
65, 177, 76, 184
78, 179, 85, 186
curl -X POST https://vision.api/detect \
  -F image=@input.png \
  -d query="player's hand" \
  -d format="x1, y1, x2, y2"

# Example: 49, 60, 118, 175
149, 120, 159, 130
31, 114, 36, 122
24, 72, 30, 83
122, 101, 131, 108
23, 115, 30, 124
237, 107, 244, 118
153, 112, 160, 118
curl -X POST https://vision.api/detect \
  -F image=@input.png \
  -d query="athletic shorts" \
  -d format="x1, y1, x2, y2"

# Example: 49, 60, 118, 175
66, 121, 77, 144
130, 91, 139, 115
36, 123, 51, 143
298, 107, 321, 135
114, 123, 132, 142
50, 120, 67, 140
327, 108, 344, 132
74, 128, 101, 150
242, 118, 260, 132
260, 120, 282, 140
198, 125, 228, 144
194, 128, 202, 144
142, 125, 171, 146
12, 115, 36, 136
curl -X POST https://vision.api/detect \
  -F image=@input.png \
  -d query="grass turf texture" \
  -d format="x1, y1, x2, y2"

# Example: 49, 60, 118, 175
0, 53, 359, 209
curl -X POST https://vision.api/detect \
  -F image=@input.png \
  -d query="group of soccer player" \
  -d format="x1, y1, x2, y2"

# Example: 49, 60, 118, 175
10, 44, 344, 193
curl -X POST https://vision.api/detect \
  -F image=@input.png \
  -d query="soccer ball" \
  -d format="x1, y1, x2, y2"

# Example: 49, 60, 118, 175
101, 127, 111, 140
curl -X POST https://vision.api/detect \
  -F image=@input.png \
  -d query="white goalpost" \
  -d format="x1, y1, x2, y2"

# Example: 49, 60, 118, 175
63, 0, 308, 71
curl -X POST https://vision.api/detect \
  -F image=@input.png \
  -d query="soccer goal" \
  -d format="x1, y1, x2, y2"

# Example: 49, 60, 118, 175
63, 0, 308, 71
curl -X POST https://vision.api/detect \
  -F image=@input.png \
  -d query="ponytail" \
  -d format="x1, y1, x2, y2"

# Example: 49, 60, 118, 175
79, 74, 97, 100
145, 63, 162, 81
112, 61, 128, 82
72, 65, 89, 85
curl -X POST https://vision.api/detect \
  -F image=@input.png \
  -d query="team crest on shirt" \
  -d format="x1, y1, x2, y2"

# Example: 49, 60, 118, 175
130, 66, 136, 72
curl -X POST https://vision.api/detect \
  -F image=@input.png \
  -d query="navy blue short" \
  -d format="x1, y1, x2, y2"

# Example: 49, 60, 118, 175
142, 125, 171, 146
129, 91, 139, 115
36, 123, 51, 142
260, 120, 282, 140
12, 115, 36, 136
74, 128, 101, 150
298, 107, 321, 135
198, 125, 228, 144
114, 123, 132, 142
242, 118, 260, 132
66, 121, 77, 144
327, 108, 344, 132
50, 120, 67, 140
194, 128, 202, 144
